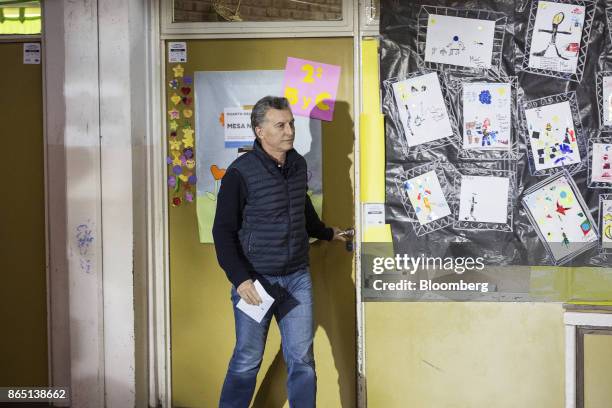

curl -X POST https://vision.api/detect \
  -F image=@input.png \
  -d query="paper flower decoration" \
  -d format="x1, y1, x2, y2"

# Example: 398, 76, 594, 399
181, 87, 191, 96
168, 175, 177, 188
178, 174, 188, 182
169, 79, 179, 89
185, 159, 196, 169
185, 191, 194, 202
183, 109, 193, 118
169, 139, 181, 151
172, 64, 184, 78
184, 76, 193, 85
182, 97, 192, 105
171, 151, 181, 165
169, 121, 178, 131
182, 127, 194, 139
168, 108, 180, 119
172, 165, 182, 175
182, 136, 194, 148
170, 93, 182, 105
172, 196, 182, 207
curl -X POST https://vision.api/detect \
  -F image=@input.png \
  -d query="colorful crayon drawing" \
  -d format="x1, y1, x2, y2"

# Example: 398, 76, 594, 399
463, 82, 511, 150
523, 174, 597, 262
601, 199, 612, 248
403, 170, 451, 225
591, 143, 612, 183
528, 1, 585, 74
524, 100, 581, 171
602, 75, 612, 127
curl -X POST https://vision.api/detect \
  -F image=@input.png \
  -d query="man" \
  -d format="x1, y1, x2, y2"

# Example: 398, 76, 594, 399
212, 96, 345, 408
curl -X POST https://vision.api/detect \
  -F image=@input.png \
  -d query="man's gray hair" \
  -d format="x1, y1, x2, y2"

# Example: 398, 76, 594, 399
251, 96, 291, 138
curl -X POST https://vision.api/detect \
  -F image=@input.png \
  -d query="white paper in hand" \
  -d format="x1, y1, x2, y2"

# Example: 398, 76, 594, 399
236, 280, 275, 323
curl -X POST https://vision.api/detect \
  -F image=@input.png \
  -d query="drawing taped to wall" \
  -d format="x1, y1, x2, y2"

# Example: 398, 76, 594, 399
391, 72, 454, 148
589, 141, 612, 186
523, 0, 594, 81
522, 171, 598, 264
403, 170, 451, 226
529, 2, 584, 73
596, 72, 612, 129
523, 93, 583, 175
458, 175, 510, 225
462, 82, 511, 151
423, 14, 496, 69
599, 195, 612, 253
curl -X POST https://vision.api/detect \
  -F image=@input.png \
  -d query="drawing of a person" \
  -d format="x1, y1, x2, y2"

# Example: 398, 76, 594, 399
532, 12, 572, 60
481, 118, 492, 146
465, 193, 478, 221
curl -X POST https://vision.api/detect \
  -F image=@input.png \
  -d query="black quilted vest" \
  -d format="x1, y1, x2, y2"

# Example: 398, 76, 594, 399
229, 141, 309, 276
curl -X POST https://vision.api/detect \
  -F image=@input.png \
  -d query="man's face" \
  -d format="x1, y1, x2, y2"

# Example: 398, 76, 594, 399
256, 108, 295, 155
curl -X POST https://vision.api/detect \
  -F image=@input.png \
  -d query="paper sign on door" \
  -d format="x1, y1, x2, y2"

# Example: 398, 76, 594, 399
282, 57, 341, 122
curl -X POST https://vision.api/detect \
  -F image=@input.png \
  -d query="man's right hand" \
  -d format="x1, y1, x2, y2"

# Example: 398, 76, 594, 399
236, 279, 263, 305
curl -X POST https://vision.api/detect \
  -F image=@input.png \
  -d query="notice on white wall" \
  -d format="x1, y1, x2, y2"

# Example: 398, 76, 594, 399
23, 43, 41, 64
224, 107, 254, 148
364, 203, 386, 226
168, 41, 187, 63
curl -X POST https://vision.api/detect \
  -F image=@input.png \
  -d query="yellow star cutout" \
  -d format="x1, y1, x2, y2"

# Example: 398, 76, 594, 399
169, 139, 182, 151
172, 64, 184, 78
171, 151, 181, 166
182, 127, 194, 139
183, 136, 194, 148
169, 121, 178, 131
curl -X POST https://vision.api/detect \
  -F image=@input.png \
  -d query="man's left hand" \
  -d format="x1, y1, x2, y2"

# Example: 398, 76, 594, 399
331, 227, 348, 242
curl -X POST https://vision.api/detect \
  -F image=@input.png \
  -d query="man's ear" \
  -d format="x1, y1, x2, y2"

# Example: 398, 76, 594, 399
255, 126, 263, 139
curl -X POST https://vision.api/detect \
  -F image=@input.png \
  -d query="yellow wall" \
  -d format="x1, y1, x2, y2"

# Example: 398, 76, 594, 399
167, 38, 355, 407
365, 303, 565, 408
0, 42, 47, 386
584, 332, 612, 408
361, 38, 567, 408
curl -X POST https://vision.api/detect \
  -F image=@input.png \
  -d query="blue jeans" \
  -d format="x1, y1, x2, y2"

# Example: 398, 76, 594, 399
219, 268, 316, 408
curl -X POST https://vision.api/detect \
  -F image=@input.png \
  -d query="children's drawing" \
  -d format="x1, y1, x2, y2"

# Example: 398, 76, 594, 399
458, 175, 510, 224
403, 170, 451, 226
600, 197, 612, 251
522, 173, 598, 264
527, 1, 585, 75
591, 143, 612, 184
524, 99, 581, 172
392, 72, 454, 148
462, 82, 511, 150
598, 73, 612, 128
424, 14, 497, 69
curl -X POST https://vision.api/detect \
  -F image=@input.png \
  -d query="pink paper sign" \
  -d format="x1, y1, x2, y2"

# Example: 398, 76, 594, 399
282, 57, 341, 122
